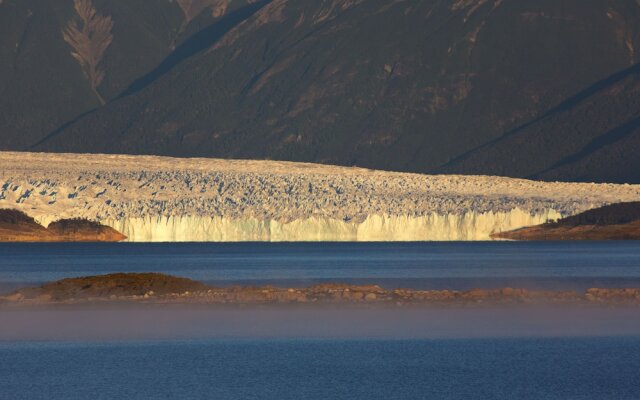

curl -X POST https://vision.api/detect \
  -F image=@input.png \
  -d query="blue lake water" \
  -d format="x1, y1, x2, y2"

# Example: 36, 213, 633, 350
2, 241, 640, 399
1, 338, 640, 400
1, 241, 640, 291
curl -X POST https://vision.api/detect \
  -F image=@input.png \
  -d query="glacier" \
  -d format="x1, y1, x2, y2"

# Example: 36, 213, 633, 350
1, 152, 639, 242
103, 209, 562, 242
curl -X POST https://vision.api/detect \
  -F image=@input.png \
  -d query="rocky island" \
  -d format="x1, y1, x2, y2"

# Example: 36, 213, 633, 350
2, 152, 640, 241
494, 202, 640, 240
2, 273, 640, 307
0, 209, 126, 242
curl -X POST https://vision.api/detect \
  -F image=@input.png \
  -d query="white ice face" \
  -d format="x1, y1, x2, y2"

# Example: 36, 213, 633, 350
1, 151, 638, 242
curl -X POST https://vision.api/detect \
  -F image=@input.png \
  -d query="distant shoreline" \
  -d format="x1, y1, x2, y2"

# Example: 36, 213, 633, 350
2, 273, 640, 308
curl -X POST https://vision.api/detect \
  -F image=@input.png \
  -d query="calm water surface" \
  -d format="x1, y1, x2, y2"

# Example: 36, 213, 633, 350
1, 241, 640, 291
1, 338, 640, 400
2, 242, 640, 399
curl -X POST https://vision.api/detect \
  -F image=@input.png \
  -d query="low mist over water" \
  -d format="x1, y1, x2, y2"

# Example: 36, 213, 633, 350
2, 305, 640, 341
3, 241, 640, 399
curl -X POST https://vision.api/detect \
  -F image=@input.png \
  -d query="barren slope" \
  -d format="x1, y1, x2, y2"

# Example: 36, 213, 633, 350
20, 0, 640, 183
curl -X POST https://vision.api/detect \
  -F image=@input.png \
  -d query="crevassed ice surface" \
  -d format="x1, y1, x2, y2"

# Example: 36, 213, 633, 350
1, 152, 639, 242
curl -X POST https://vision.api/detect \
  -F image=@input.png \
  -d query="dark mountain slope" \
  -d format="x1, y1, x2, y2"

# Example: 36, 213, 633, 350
0, 0, 249, 150
119, 0, 269, 98
536, 121, 640, 183
2, 0, 640, 182
440, 63, 640, 183
33, 0, 640, 182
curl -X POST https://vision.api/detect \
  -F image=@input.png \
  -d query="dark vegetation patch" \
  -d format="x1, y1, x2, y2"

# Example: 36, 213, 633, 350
48, 218, 109, 235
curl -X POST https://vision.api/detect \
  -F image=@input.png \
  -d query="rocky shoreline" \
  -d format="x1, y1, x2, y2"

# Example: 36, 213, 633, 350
2, 273, 640, 307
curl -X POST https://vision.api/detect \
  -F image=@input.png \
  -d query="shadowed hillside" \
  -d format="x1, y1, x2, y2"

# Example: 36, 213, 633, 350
494, 202, 640, 240
0, 0, 253, 149
551, 202, 640, 227
1, 0, 640, 182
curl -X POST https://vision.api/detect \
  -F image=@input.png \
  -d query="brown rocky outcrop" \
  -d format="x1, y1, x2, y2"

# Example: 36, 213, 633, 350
0, 209, 126, 242
14, 273, 207, 302
3, 273, 640, 307
0, 209, 56, 242
493, 221, 640, 241
47, 218, 127, 242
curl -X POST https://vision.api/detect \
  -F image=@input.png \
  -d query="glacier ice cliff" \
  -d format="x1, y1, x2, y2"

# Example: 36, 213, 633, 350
1, 152, 639, 242
103, 209, 562, 242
